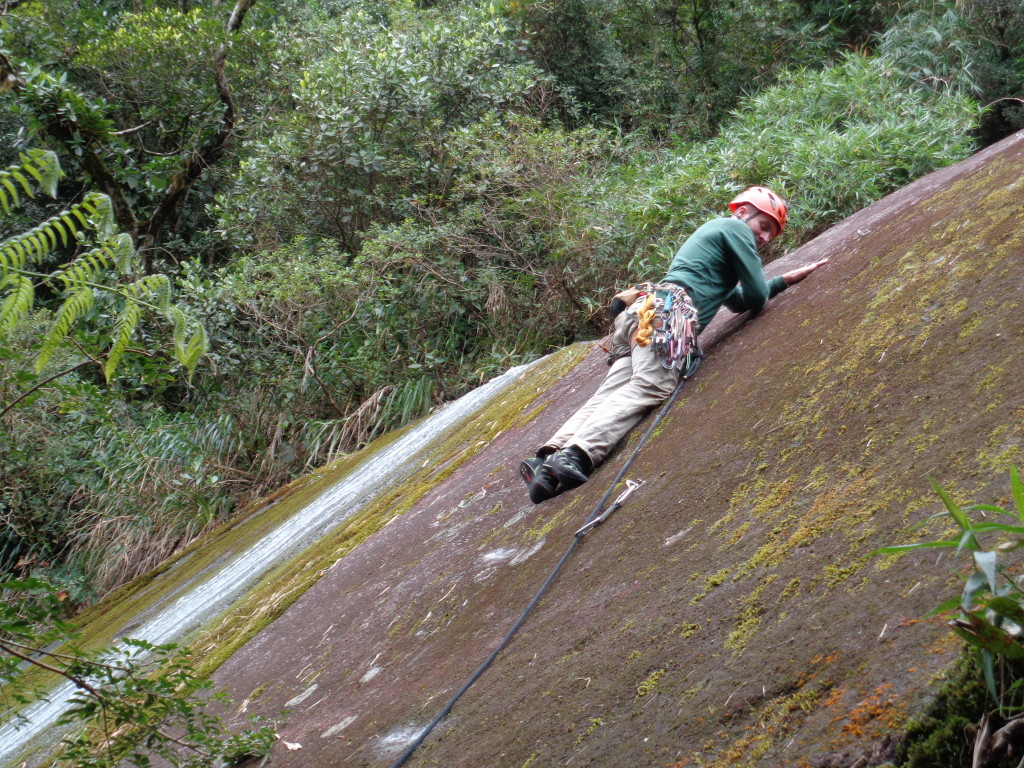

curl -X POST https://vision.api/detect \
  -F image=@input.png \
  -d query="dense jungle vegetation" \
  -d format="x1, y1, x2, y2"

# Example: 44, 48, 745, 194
0, 0, 1021, 603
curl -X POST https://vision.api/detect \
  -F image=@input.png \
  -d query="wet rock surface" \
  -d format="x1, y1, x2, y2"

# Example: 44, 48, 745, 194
213, 130, 1024, 767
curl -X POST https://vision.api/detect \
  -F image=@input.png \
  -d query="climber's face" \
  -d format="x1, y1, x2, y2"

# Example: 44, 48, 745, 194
734, 205, 780, 248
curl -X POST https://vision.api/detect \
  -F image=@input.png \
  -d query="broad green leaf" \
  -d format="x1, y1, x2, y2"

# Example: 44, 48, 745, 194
950, 614, 1024, 660
963, 571, 989, 612
974, 550, 998, 593
985, 596, 1024, 627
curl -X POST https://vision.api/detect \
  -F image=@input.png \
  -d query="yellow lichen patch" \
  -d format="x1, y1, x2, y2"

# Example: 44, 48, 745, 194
977, 407, 1024, 472
725, 573, 778, 653
635, 668, 666, 699
692, 686, 825, 768
670, 622, 701, 638
691, 568, 730, 604
525, 493, 581, 540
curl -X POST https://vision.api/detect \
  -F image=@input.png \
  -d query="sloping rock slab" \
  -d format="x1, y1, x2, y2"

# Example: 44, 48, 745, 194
216, 129, 1024, 768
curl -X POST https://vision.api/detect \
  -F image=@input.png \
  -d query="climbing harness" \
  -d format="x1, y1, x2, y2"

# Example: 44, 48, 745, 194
388, 351, 703, 768
631, 283, 699, 371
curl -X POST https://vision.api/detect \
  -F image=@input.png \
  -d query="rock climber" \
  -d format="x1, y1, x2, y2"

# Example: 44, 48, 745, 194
520, 186, 829, 503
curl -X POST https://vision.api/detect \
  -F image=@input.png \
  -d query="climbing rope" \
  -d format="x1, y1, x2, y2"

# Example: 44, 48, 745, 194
387, 351, 704, 768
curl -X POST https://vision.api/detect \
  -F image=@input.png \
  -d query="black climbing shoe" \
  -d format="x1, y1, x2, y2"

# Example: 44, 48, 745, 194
528, 464, 561, 504
547, 447, 592, 491
519, 456, 545, 487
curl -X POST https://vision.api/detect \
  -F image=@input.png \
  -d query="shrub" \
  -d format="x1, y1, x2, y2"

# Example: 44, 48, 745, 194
217, 3, 550, 253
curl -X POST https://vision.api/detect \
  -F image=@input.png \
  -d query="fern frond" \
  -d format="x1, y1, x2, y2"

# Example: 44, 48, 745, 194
35, 287, 94, 372
180, 321, 208, 382
0, 149, 61, 214
168, 306, 188, 355
56, 234, 135, 290
0, 192, 116, 277
0, 176, 17, 214
126, 273, 172, 310
167, 305, 208, 381
111, 232, 135, 275
19, 149, 61, 198
103, 299, 141, 383
89, 193, 116, 240
0, 273, 34, 330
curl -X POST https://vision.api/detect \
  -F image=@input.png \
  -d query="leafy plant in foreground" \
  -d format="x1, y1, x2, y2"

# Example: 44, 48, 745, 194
0, 149, 207, 413
877, 467, 1024, 764
0, 578, 276, 767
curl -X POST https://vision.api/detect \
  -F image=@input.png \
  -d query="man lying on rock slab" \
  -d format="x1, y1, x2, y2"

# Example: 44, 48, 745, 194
520, 186, 829, 503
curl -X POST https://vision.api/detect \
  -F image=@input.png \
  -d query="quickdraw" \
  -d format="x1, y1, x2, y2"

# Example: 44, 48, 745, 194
632, 282, 699, 371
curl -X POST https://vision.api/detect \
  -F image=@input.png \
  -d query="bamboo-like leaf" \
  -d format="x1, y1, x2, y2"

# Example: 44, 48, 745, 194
104, 299, 141, 382
1011, 466, 1024, 521
35, 287, 94, 372
930, 477, 971, 530
975, 550, 999, 593
926, 594, 963, 617
981, 647, 997, 701
0, 273, 34, 330
963, 570, 989, 612
950, 613, 1024, 660
985, 596, 1024, 628
872, 540, 958, 554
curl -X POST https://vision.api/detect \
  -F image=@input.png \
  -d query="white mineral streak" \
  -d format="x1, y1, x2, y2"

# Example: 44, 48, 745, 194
0, 359, 539, 766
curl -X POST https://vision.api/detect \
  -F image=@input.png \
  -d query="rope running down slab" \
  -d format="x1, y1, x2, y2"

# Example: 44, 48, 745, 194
388, 353, 703, 768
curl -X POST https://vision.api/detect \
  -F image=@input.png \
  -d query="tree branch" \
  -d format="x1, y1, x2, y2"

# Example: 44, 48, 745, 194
0, 639, 104, 700
137, 0, 258, 257
0, 360, 93, 420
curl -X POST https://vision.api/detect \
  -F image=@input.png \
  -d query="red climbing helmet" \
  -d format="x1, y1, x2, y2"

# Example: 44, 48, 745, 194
728, 186, 788, 235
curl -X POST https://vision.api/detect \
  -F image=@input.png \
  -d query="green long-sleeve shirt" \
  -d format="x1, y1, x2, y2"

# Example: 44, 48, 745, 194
662, 217, 787, 331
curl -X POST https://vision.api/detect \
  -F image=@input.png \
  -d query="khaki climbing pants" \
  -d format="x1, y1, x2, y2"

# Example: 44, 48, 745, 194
544, 306, 678, 466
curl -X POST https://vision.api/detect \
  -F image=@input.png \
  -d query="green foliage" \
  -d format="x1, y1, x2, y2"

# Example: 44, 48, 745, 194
621, 51, 978, 263
896, 653, 987, 768
218, 3, 548, 251
0, 151, 208, 384
507, 0, 843, 136
0, 577, 277, 767
71, 6, 275, 203
12, 65, 118, 147
0, 147, 59, 209
877, 468, 1024, 712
